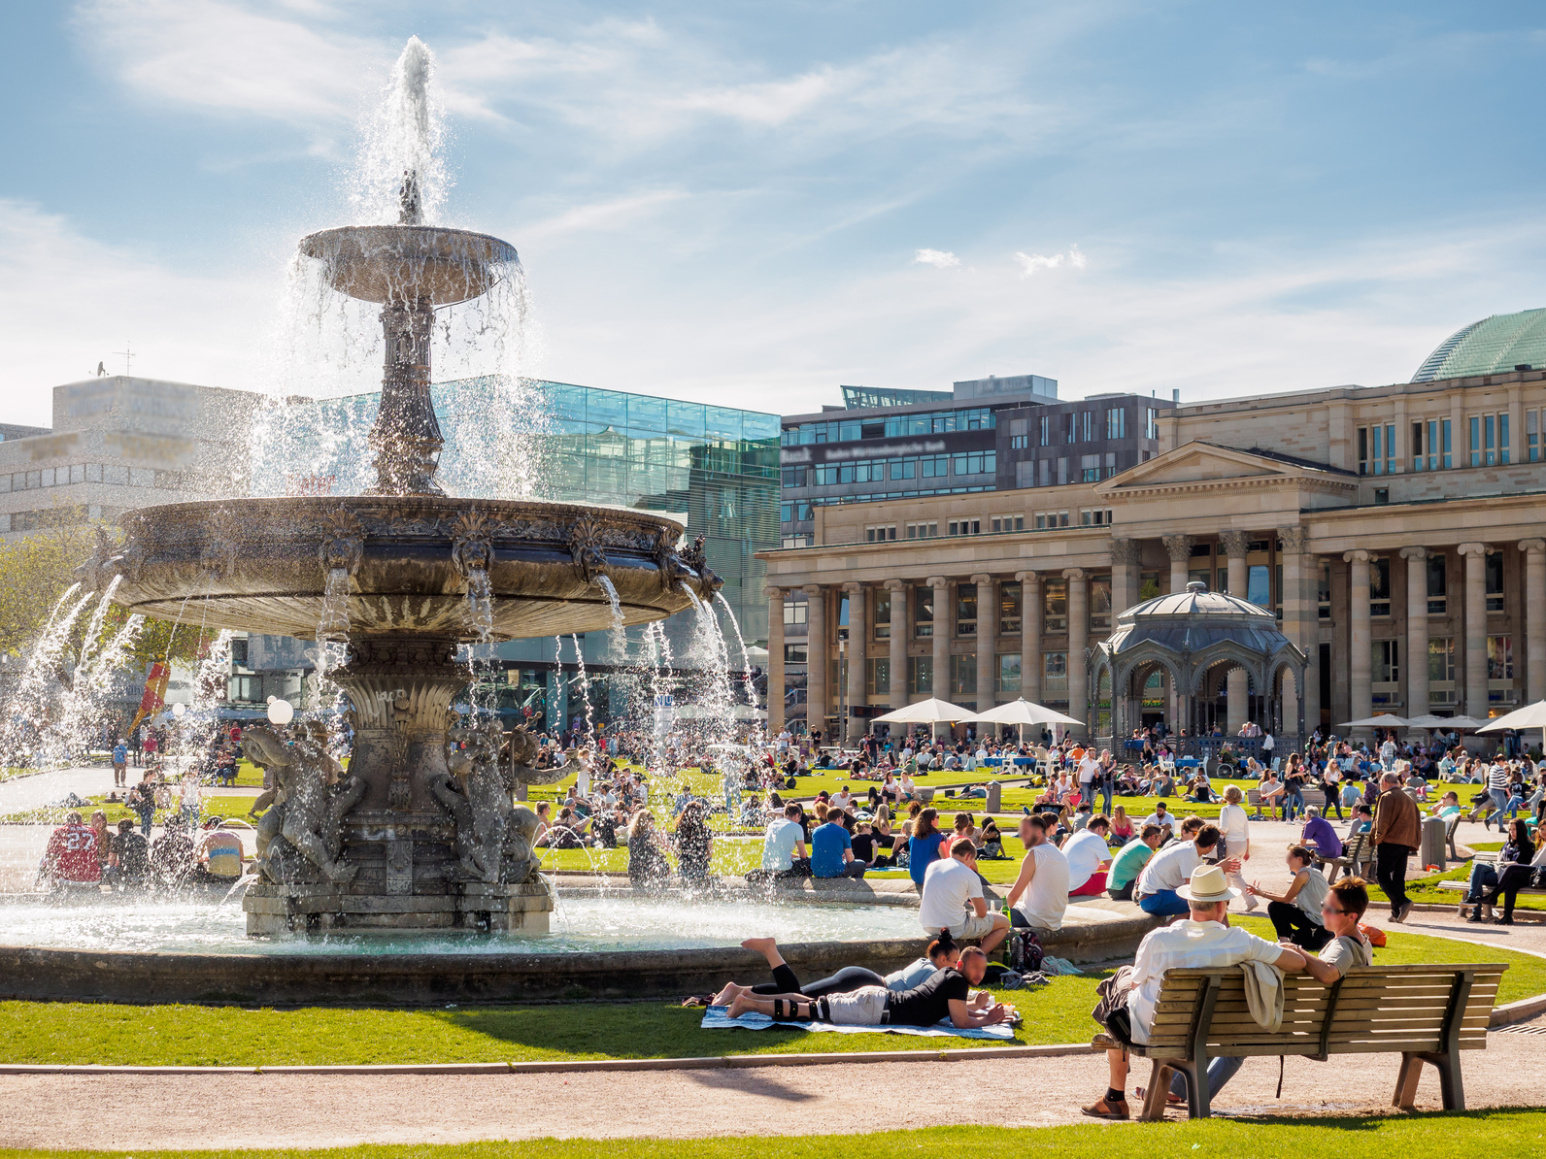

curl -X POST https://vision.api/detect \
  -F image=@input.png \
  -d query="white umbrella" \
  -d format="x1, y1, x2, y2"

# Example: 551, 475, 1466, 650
1438, 714, 1488, 731
873, 697, 975, 742
1339, 713, 1409, 729
968, 698, 1084, 727
1479, 701, 1546, 733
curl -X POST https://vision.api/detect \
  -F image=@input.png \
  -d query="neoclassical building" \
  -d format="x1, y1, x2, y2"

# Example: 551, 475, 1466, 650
761, 318, 1546, 745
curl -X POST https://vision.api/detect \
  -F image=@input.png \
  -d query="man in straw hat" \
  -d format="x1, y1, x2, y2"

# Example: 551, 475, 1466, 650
1084, 863, 1311, 1120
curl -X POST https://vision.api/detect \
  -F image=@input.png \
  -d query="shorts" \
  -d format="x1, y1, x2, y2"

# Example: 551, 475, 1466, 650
947, 911, 1002, 940
818, 985, 890, 1025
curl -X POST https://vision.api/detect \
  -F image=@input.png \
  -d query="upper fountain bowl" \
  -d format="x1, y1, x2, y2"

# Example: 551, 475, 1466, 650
299, 225, 518, 306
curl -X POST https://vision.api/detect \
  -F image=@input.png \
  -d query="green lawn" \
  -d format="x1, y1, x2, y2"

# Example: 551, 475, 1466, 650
0, 924, 1535, 1068
4, 1110, 1545, 1159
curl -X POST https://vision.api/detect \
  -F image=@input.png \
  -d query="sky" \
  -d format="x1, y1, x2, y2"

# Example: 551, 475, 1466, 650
2, 1, 1545, 427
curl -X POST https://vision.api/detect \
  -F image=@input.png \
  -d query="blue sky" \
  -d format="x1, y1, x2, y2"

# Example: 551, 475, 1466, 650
2, 1, 1545, 426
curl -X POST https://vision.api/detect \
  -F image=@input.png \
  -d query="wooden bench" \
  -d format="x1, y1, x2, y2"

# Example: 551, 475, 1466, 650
1092, 962, 1506, 1120
1246, 787, 1329, 814
1315, 831, 1376, 882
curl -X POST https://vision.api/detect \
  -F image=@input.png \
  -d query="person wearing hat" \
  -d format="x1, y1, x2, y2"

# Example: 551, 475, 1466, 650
1084, 863, 1310, 1121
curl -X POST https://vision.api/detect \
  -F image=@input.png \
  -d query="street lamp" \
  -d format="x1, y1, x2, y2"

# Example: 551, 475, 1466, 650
838, 636, 847, 750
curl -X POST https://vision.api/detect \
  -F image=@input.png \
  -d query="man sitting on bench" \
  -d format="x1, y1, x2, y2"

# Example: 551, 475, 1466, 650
1084, 864, 1310, 1120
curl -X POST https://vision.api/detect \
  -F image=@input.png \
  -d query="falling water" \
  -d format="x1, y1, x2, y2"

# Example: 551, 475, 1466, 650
713, 591, 761, 715
595, 575, 624, 630
318, 567, 351, 641
465, 569, 494, 642
50, 580, 126, 761
352, 36, 449, 227
0, 585, 94, 769
570, 633, 595, 739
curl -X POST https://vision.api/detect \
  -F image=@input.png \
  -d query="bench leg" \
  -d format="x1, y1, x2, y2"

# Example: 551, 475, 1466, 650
1393, 1052, 1424, 1110
1428, 1051, 1465, 1111
1139, 1062, 1171, 1121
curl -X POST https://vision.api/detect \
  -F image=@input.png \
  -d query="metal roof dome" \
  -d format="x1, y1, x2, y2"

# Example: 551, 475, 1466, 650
1103, 581, 1288, 656
1412, 307, 1546, 382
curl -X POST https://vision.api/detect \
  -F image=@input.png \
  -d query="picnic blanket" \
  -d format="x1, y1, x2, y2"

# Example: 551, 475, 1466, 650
700, 1005, 1016, 1040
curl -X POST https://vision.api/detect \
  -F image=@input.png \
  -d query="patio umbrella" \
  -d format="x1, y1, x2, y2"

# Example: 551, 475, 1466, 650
1338, 713, 1409, 729
967, 697, 1084, 747
872, 697, 976, 742
1479, 701, 1546, 733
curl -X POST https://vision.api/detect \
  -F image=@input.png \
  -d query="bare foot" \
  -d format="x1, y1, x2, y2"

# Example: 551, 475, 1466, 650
726, 994, 756, 1020
712, 982, 745, 1006
741, 936, 777, 957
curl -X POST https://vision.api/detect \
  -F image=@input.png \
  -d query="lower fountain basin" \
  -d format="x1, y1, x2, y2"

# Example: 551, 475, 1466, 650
108, 495, 707, 640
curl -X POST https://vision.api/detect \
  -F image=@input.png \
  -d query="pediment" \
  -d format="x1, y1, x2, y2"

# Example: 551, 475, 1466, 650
1094, 441, 1355, 497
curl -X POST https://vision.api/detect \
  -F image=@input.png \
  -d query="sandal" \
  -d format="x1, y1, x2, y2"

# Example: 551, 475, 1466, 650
1081, 1096, 1130, 1121
680, 994, 716, 1008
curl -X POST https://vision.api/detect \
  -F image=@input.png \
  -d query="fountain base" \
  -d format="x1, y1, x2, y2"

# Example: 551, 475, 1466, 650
243, 877, 554, 936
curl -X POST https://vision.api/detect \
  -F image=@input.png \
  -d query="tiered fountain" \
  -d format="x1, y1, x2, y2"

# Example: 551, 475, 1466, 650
87, 56, 719, 937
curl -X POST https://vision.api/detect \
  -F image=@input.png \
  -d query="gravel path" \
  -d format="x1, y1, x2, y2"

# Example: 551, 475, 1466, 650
2, 1028, 1543, 1149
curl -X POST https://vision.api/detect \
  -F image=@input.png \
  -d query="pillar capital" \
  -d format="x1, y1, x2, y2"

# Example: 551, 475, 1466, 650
1520, 539, 1546, 555
1343, 549, 1372, 564
968, 572, 993, 586
1398, 546, 1427, 562
1277, 526, 1307, 555
765, 583, 785, 600
841, 581, 864, 594
883, 578, 906, 591
1219, 530, 1251, 559
801, 583, 824, 597
1109, 538, 1141, 566
1162, 534, 1194, 563
926, 575, 949, 589
1458, 542, 1492, 558
1014, 570, 1040, 588
1062, 567, 1086, 582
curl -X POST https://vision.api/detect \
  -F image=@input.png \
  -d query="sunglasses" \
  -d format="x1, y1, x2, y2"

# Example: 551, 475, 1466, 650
1320, 901, 1347, 915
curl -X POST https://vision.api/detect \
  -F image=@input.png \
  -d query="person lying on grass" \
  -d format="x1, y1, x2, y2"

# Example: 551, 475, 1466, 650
709, 933, 958, 1007
721, 945, 1014, 1029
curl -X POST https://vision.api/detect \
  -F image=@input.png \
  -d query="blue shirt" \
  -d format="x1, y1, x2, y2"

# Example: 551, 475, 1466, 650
908, 832, 946, 886
111, 745, 127, 764
811, 822, 853, 877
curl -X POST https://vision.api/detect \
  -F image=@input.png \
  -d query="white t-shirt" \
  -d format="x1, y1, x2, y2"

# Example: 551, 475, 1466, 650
1062, 829, 1109, 891
1136, 840, 1201, 896
918, 857, 984, 931
1013, 843, 1069, 931
1126, 919, 1283, 1044
761, 819, 804, 871
1142, 811, 1175, 833
1218, 803, 1249, 855
1078, 756, 1098, 786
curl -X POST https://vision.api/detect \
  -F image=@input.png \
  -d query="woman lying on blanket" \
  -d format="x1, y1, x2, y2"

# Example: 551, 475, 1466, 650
706, 935, 959, 1007
717, 945, 1014, 1029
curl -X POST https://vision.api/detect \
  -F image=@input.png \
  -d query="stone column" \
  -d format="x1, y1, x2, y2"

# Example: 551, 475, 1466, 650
1221, 530, 1251, 731
804, 584, 826, 739
1109, 538, 1141, 618
885, 579, 907, 711
1522, 540, 1546, 703
929, 576, 950, 702
1344, 550, 1372, 733
1459, 544, 1491, 720
1065, 568, 1088, 737
973, 574, 997, 712
767, 586, 785, 734
1163, 534, 1193, 594
1017, 570, 1042, 705
1279, 527, 1308, 735
843, 582, 867, 743
1401, 547, 1429, 721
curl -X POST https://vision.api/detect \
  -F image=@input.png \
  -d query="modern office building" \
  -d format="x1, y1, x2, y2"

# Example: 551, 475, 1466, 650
762, 307, 1546, 746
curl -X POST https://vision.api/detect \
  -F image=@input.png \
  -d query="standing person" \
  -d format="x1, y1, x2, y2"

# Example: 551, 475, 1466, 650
1217, 785, 1256, 912
1372, 770, 1420, 923
127, 773, 157, 837
111, 738, 129, 788
1078, 748, 1099, 811
918, 838, 1009, 954
1097, 750, 1117, 818
1248, 844, 1332, 950
1006, 814, 1068, 935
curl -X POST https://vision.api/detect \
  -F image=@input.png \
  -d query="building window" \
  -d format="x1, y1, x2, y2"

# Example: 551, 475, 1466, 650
781, 534, 812, 549
1043, 578, 1068, 632
865, 657, 889, 697
1470, 414, 1508, 466
1530, 408, 1542, 462
996, 654, 1021, 694
1357, 424, 1396, 475
1428, 638, 1455, 685
1080, 508, 1113, 527
1427, 553, 1447, 614
1144, 407, 1160, 439
1488, 635, 1514, 681
952, 451, 994, 476
781, 465, 808, 487
1318, 560, 1331, 619
1044, 652, 1068, 693
864, 525, 897, 542
1035, 511, 1070, 529
1016, 460, 1036, 488
950, 654, 977, 697
873, 588, 891, 640
1009, 417, 1029, 449
1372, 640, 1400, 685
1248, 564, 1270, 608
921, 455, 950, 478
914, 586, 934, 638
991, 514, 1024, 533
956, 583, 978, 637
907, 655, 933, 694
1000, 581, 1022, 634
1082, 411, 1094, 442
1090, 576, 1112, 632
1057, 457, 1068, 485
1106, 407, 1127, 439
230, 638, 249, 666
949, 519, 981, 537
890, 459, 916, 480
1370, 557, 1391, 617
1080, 453, 1100, 483
784, 643, 808, 664
1486, 551, 1505, 612
1411, 417, 1453, 471
1039, 415, 1051, 446
905, 522, 938, 539
783, 596, 807, 626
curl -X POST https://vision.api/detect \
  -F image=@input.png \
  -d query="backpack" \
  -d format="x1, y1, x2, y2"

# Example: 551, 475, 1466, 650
1007, 927, 1045, 974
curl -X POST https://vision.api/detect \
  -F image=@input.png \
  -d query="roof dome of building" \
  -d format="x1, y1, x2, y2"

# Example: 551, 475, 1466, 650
1412, 307, 1546, 382
1102, 581, 1288, 656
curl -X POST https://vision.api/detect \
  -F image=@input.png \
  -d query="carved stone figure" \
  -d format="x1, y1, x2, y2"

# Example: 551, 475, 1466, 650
430, 723, 544, 884
567, 514, 607, 584
243, 725, 364, 884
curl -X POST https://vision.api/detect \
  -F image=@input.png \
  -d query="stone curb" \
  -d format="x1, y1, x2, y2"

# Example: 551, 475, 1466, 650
0, 1042, 1095, 1077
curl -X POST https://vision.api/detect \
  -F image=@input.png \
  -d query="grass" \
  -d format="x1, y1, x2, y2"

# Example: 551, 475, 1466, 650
0, 924, 1536, 1068
5, 1110, 1546, 1159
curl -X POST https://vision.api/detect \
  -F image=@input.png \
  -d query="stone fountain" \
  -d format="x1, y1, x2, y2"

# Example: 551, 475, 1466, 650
89, 57, 718, 936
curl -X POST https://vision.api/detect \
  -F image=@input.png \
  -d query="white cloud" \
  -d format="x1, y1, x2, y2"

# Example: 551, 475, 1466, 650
1013, 244, 1086, 277
913, 249, 960, 268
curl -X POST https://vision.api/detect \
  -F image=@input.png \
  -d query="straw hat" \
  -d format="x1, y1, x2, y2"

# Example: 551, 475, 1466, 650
1175, 864, 1240, 904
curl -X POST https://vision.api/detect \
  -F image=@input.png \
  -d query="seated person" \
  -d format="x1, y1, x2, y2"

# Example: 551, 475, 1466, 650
753, 803, 810, 881
194, 820, 245, 881
723, 945, 1013, 1030
103, 818, 151, 889
919, 838, 1010, 954
1464, 818, 1539, 924
1106, 824, 1164, 901
150, 818, 197, 887
1133, 823, 1236, 917
1431, 791, 1462, 820
978, 817, 1005, 859
811, 812, 866, 879
1140, 801, 1175, 839
1247, 844, 1332, 950
1298, 806, 1342, 859
1062, 815, 1114, 897
1149, 771, 1176, 798
39, 812, 101, 889
1344, 803, 1373, 840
